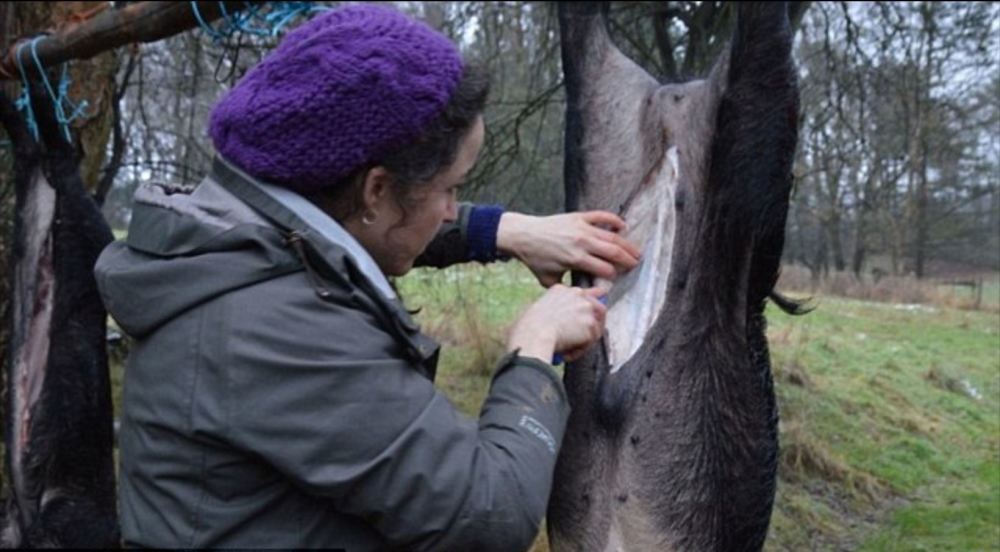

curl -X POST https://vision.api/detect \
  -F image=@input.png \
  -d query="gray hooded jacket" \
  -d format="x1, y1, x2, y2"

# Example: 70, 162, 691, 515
95, 157, 570, 550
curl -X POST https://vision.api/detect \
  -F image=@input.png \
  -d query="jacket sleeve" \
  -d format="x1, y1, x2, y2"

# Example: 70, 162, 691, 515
415, 202, 507, 268
222, 296, 569, 552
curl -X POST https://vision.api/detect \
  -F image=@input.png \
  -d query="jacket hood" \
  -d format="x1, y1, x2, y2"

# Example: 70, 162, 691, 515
95, 176, 303, 337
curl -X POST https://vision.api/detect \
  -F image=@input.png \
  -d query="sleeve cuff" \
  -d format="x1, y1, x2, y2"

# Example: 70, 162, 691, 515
466, 204, 507, 263
491, 349, 568, 403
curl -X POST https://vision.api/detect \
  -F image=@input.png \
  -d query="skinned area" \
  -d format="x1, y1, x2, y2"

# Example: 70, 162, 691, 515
597, 147, 679, 374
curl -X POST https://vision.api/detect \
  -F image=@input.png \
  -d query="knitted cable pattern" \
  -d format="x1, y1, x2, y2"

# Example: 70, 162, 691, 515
208, 4, 464, 193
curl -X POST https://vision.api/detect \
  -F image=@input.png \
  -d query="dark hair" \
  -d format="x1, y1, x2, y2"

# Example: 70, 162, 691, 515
309, 62, 491, 222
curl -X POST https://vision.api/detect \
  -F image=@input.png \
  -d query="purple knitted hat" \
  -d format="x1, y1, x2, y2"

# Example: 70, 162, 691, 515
208, 4, 464, 193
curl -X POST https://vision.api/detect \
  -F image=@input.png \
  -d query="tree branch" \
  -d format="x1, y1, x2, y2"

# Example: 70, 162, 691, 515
0, 1, 263, 80
94, 46, 139, 207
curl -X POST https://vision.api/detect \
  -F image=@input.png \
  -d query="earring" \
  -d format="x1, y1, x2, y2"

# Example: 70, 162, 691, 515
362, 210, 378, 225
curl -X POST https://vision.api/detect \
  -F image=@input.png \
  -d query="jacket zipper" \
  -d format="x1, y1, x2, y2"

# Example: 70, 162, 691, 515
285, 231, 334, 300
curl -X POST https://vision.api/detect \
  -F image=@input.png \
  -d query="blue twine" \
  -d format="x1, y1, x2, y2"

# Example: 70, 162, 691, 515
29, 36, 92, 142
264, 2, 331, 36
190, 2, 332, 42
191, 2, 228, 42
217, 2, 237, 30
12, 35, 92, 143
222, 3, 270, 37
13, 40, 39, 142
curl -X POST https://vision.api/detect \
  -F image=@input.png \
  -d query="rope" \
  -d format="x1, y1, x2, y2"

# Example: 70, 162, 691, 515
11, 35, 92, 143
13, 39, 39, 142
218, 2, 270, 37
191, 2, 228, 41
263, 2, 332, 36
190, 1, 332, 42
29, 36, 92, 142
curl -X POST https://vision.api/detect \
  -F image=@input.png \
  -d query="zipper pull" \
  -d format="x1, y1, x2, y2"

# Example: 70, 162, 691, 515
285, 231, 333, 300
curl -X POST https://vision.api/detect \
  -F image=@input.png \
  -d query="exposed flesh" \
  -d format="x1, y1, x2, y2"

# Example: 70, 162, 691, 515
9, 172, 56, 522
597, 147, 679, 373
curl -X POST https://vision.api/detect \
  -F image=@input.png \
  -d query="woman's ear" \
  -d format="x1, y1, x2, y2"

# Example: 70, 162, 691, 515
361, 166, 392, 211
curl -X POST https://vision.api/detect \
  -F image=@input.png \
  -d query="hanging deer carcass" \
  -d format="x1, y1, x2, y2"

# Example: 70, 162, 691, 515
549, 2, 800, 551
0, 79, 119, 547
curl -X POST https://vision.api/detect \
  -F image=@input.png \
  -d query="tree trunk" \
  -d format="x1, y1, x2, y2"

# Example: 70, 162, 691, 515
914, 137, 929, 278
826, 212, 846, 272
911, 2, 936, 279
849, 161, 868, 279
811, 224, 828, 283
851, 215, 867, 279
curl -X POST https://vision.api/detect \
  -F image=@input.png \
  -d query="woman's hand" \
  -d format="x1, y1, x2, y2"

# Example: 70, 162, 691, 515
497, 211, 641, 287
507, 285, 608, 363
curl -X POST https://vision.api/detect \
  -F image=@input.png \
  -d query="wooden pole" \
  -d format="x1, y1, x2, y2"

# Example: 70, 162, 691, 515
0, 1, 265, 80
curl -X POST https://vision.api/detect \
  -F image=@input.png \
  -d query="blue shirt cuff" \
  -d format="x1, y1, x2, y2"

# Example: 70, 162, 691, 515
466, 204, 506, 262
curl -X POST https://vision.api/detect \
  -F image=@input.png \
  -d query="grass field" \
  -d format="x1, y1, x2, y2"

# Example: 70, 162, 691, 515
107, 261, 999, 550
394, 262, 1000, 551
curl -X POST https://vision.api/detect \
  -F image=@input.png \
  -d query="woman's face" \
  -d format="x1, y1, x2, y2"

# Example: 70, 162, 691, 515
361, 115, 486, 277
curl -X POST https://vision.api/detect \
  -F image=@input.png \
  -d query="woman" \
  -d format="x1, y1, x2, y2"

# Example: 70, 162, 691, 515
95, 4, 639, 550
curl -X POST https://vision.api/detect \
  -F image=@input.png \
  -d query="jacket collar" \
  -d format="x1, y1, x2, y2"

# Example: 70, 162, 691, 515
210, 155, 396, 300
209, 156, 440, 381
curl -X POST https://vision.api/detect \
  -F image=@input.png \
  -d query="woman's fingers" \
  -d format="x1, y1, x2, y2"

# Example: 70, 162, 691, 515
591, 227, 642, 263
580, 210, 627, 232
562, 286, 607, 351
510, 282, 611, 362
500, 210, 641, 286
575, 255, 617, 281
554, 287, 604, 350
583, 234, 641, 273
582, 286, 608, 299
575, 213, 641, 275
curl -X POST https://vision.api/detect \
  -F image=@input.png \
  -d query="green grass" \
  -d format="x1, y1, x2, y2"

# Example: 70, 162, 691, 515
859, 458, 999, 551
764, 294, 999, 551
107, 262, 999, 550
394, 263, 1000, 551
